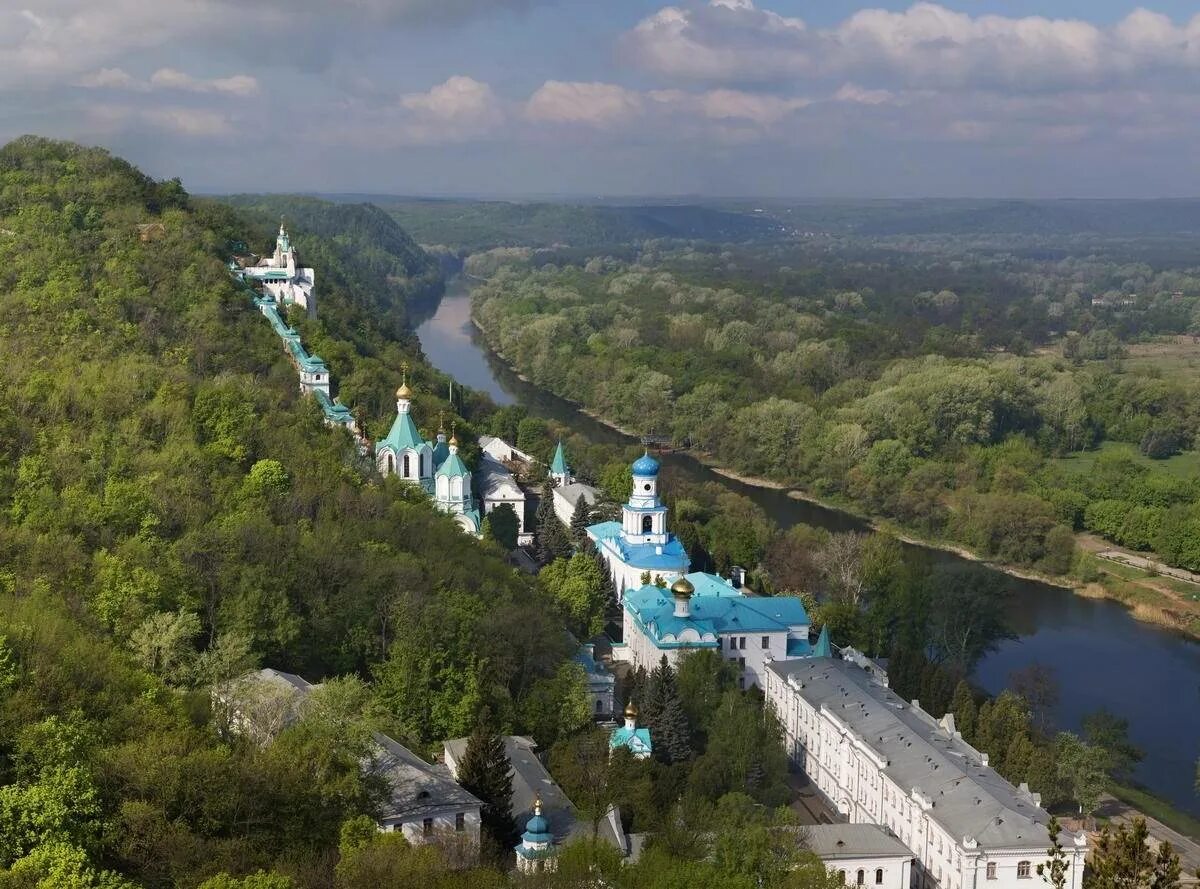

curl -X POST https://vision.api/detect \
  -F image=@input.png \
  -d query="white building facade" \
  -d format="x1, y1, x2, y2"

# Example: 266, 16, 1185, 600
805, 824, 914, 889
765, 659, 1087, 889
622, 573, 817, 689
242, 223, 316, 317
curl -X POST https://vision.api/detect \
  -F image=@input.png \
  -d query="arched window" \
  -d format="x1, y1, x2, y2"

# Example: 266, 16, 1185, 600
595, 700, 603, 713
403, 454, 411, 478
856, 870, 865, 885
1018, 862, 1031, 879
451, 477, 462, 499
386, 454, 394, 474
642, 514, 653, 533
876, 869, 884, 885
837, 871, 846, 884
986, 863, 997, 880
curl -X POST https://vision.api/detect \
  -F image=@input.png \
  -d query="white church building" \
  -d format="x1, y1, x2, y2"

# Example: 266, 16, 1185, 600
240, 222, 316, 317
375, 374, 482, 536
586, 451, 690, 597
764, 657, 1087, 889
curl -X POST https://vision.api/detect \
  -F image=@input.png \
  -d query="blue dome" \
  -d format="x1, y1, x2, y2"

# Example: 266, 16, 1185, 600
632, 452, 660, 476
525, 812, 550, 835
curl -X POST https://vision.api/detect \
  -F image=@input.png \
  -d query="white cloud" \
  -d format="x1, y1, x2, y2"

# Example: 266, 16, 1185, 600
393, 76, 504, 142
624, 1, 1200, 91
76, 66, 259, 96
525, 81, 643, 126
149, 68, 260, 96
649, 87, 809, 124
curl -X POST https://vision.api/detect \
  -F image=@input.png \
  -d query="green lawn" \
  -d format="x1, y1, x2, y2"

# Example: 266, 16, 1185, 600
1053, 440, 1200, 480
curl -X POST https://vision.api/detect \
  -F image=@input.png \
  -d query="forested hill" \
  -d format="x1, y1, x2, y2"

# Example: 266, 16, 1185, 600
0, 137, 567, 885
319, 196, 782, 250
220, 193, 443, 326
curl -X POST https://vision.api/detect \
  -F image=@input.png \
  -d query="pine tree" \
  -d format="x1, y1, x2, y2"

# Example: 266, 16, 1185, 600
456, 718, 518, 859
951, 680, 978, 742
538, 518, 573, 564
569, 494, 592, 542
1087, 817, 1180, 889
1040, 816, 1068, 889
644, 656, 692, 765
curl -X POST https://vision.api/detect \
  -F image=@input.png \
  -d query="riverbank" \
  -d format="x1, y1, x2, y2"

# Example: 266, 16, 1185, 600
471, 310, 1200, 641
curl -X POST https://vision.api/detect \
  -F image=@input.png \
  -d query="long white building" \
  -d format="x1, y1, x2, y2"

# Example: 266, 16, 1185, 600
765, 658, 1086, 889
241, 223, 316, 317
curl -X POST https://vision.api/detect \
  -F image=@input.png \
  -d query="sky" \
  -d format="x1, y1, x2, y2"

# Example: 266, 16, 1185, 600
5, 0, 1200, 198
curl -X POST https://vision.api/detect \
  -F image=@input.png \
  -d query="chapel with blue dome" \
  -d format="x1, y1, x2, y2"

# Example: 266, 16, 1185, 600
514, 795, 558, 874
586, 450, 690, 599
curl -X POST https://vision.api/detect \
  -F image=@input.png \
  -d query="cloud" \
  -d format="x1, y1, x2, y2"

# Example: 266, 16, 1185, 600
624, 1, 1200, 92
149, 68, 260, 96
394, 76, 505, 142
525, 81, 644, 126
84, 104, 234, 138
649, 88, 810, 124
76, 67, 259, 96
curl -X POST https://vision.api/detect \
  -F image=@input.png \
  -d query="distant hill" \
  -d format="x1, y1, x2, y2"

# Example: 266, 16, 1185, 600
316, 195, 783, 251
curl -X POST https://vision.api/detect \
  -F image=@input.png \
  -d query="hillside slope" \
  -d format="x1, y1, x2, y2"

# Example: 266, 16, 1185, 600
0, 137, 564, 886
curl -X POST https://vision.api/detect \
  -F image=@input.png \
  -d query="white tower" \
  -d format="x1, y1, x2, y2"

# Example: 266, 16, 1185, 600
621, 451, 668, 546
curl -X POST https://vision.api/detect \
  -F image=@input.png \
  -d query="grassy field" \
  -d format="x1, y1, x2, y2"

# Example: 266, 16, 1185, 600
1053, 440, 1200, 480
1121, 335, 1200, 382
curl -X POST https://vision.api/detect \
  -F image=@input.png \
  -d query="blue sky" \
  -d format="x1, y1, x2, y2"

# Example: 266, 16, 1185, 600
5, 0, 1200, 197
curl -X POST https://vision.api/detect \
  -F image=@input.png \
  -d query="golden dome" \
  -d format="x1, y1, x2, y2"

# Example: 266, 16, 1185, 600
670, 576, 695, 597
624, 700, 638, 719
396, 382, 413, 399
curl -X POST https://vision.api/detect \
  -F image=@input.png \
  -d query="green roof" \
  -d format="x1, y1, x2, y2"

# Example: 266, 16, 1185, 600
550, 441, 569, 475
380, 411, 428, 454
813, 624, 832, 658
436, 450, 470, 478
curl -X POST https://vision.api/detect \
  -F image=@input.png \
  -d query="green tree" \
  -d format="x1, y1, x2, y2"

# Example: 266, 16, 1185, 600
950, 680, 978, 742
1085, 817, 1180, 889
1082, 709, 1144, 783
1055, 732, 1109, 819
485, 502, 520, 551
198, 873, 295, 889
642, 657, 692, 766
1040, 816, 1069, 889
568, 494, 592, 542
455, 718, 518, 860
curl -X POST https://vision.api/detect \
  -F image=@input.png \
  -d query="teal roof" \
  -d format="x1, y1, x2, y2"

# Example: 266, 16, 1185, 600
550, 441, 569, 475
624, 574, 809, 645
379, 411, 428, 454
610, 725, 652, 756
432, 436, 450, 467
813, 624, 833, 658
435, 450, 470, 478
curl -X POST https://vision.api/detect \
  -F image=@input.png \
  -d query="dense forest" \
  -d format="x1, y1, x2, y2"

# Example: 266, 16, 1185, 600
471, 240, 1200, 607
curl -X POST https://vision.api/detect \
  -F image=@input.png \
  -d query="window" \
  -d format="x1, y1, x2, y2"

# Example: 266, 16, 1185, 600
642, 515, 653, 533
643, 483, 652, 491
386, 454, 394, 474
837, 872, 846, 884
455, 813, 465, 832
762, 636, 770, 649
423, 818, 433, 837
876, 869, 884, 885
857, 870, 865, 886
738, 657, 746, 669
986, 864, 997, 881
403, 454, 411, 478
1018, 862, 1032, 879
739, 636, 747, 650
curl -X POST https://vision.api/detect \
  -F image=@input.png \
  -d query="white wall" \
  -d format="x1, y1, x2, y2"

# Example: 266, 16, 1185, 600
384, 807, 481, 865
764, 671, 1086, 889
826, 856, 912, 889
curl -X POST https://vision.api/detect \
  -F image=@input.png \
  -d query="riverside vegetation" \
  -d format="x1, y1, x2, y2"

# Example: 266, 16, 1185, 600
470, 239, 1200, 634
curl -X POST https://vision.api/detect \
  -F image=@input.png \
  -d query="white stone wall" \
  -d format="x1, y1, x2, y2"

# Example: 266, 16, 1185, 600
764, 670, 1086, 889
716, 630, 788, 689
384, 807, 481, 863
826, 856, 912, 889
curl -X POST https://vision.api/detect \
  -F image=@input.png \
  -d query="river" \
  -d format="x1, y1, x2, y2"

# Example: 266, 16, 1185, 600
415, 276, 1200, 818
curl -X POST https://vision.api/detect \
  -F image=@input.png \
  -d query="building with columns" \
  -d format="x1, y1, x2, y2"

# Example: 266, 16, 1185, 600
586, 451, 690, 598
764, 657, 1087, 889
